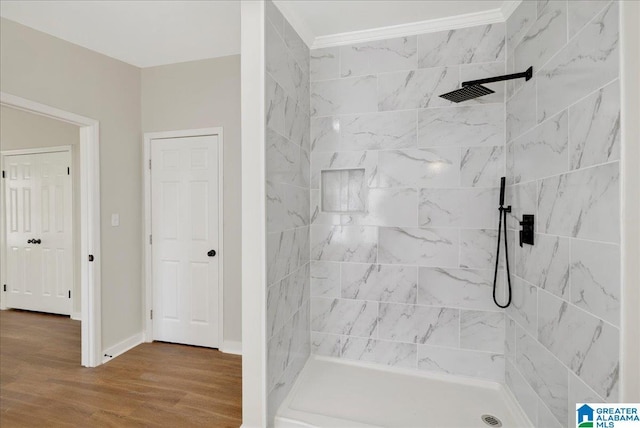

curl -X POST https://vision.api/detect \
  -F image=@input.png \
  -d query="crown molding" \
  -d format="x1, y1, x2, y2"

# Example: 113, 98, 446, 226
273, 0, 522, 51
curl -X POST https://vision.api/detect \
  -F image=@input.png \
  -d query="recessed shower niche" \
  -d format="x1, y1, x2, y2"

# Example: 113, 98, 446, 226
320, 168, 367, 213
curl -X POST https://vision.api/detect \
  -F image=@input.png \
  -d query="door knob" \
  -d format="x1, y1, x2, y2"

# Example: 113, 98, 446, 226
207, 249, 217, 257
27, 239, 33, 244
33, 239, 41, 244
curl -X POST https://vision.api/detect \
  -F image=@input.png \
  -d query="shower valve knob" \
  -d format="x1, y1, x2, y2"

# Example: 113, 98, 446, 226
519, 215, 535, 247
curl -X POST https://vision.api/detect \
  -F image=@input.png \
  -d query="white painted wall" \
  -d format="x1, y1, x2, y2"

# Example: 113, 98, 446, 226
141, 56, 242, 344
0, 106, 81, 317
1, 17, 142, 350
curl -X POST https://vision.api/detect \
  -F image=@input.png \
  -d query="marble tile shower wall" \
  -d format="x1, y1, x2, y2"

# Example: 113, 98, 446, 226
505, 1, 620, 427
264, 1, 311, 424
309, 24, 510, 382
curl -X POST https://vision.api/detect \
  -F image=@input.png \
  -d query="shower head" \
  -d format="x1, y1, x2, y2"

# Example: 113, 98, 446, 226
439, 84, 495, 103
439, 66, 534, 103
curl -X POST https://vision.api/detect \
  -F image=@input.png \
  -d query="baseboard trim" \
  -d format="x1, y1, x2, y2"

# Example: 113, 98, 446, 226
71, 311, 81, 321
102, 332, 144, 364
221, 340, 242, 355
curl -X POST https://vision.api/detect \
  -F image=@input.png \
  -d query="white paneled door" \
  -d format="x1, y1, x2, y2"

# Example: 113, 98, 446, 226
151, 136, 220, 348
3, 150, 73, 315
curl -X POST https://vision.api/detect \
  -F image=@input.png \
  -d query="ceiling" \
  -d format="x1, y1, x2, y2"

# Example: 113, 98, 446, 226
0, 1, 241, 68
0, 1, 516, 68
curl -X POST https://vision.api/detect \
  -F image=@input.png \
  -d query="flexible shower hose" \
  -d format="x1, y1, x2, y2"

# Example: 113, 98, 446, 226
493, 205, 512, 308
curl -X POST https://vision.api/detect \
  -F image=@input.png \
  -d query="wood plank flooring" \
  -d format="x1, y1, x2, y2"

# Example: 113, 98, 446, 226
0, 309, 242, 427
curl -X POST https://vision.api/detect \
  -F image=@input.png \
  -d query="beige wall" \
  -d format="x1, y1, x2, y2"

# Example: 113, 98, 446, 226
141, 56, 242, 343
1, 18, 143, 349
0, 106, 82, 316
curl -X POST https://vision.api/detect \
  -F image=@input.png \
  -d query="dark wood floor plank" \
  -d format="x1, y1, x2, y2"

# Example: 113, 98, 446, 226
0, 309, 242, 427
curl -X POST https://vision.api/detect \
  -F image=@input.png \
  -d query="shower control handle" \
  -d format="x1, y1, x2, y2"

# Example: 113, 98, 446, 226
519, 215, 535, 247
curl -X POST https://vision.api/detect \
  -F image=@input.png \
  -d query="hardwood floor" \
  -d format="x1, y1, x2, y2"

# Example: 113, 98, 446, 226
0, 309, 242, 427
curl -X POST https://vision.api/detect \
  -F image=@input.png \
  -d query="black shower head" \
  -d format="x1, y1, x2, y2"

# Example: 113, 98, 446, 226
440, 66, 534, 103
439, 84, 495, 103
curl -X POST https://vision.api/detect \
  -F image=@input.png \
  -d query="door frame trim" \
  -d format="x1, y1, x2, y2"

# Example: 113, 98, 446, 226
0, 92, 102, 368
0, 145, 75, 316
142, 128, 225, 348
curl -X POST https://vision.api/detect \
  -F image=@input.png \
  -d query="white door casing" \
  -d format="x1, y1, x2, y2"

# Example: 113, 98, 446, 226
151, 135, 220, 348
3, 150, 73, 315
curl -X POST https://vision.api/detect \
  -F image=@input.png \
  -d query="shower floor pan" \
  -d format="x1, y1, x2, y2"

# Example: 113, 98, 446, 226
275, 356, 532, 428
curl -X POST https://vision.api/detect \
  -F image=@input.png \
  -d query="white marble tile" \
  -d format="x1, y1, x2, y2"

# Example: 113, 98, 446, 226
378, 227, 459, 267
537, 0, 551, 17
311, 297, 378, 337
569, 79, 620, 170
265, 0, 284, 37
505, 360, 539, 426
537, 2, 619, 123
537, 290, 620, 401
505, 181, 538, 231
459, 229, 499, 270
506, 77, 537, 142
267, 347, 308, 424
267, 128, 306, 187
310, 261, 341, 298
310, 225, 377, 263
537, 399, 563, 428
310, 47, 340, 82
341, 337, 417, 368
340, 36, 418, 77
418, 345, 505, 382
569, 372, 604, 427
514, 1, 567, 74
285, 95, 309, 149
342, 263, 417, 304
266, 74, 286, 136
460, 310, 504, 353
311, 75, 378, 117
459, 62, 506, 105
507, 0, 537, 51
515, 327, 568, 424
378, 303, 459, 346
321, 169, 366, 213
418, 267, 502, 311
267, 264, 309, 339
343, 188, 417, 227
311, 332, 341, 357
341, 110, 417, 151
507, 277, 538, 336
570, 238, 620, 326
510, 110, 569, 184
538, 162, 620, 243
311, 150, 378, 189
266, 19, 303, 99
310, 189, 342, 225
377, 148, 460, 188
310, 116, 339, 153
283, 19, 309, 75
419, 188, 499, 229
505, 316, 516, 362
515, 233, 570, 300
378, 67, 458, 111
267, 229, 301, 285
568, 0, 611, 39
417, 24, 505, 68
267, 181, 309, 232
418, 104, 504, 148
460, 146, 504, 188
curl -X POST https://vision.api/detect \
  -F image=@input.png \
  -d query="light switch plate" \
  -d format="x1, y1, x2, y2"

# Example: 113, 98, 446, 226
111, 214, 120, 227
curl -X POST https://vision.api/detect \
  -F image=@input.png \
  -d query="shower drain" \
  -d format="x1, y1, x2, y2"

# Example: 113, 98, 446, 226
481, 414, 503, 427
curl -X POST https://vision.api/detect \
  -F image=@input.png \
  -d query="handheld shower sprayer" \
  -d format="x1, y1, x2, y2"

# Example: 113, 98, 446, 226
493, 177, 512, 308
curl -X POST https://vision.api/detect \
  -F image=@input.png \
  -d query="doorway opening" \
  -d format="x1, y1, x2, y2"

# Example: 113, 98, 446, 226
0, 93, 102, 367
